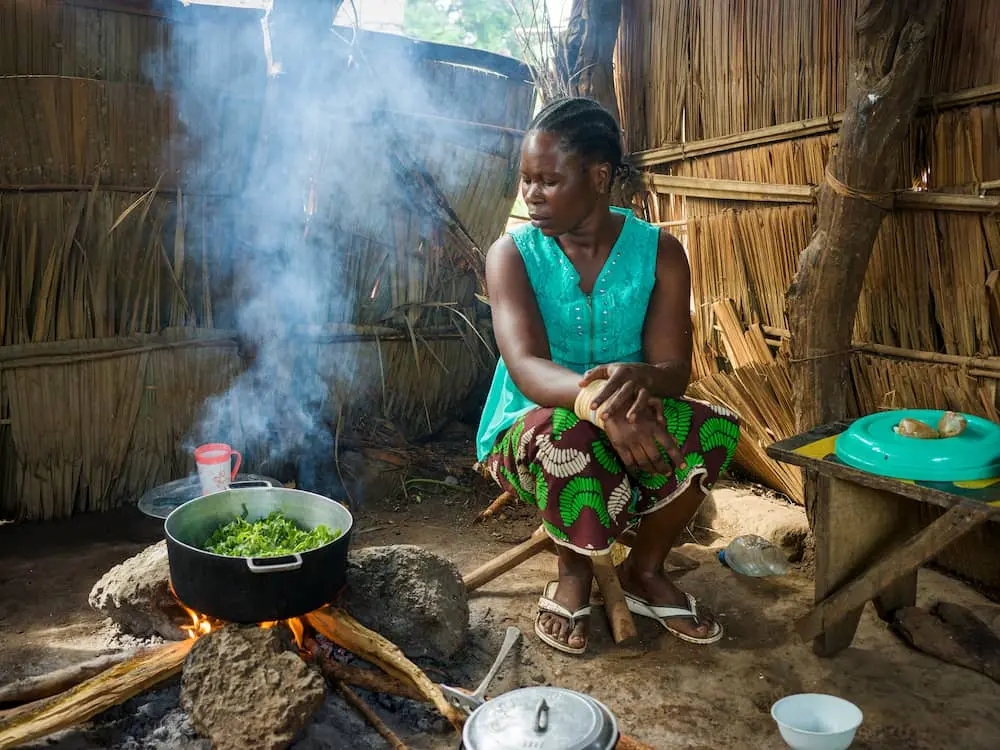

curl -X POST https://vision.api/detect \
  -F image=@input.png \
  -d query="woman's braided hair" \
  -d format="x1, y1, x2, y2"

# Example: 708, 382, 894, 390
527, 97, 642, 196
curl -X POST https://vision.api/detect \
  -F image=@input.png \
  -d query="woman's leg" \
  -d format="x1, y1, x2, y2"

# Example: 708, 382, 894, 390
617, 482, 716, 639
484, 407, 635, 651
617, 398, 740, 639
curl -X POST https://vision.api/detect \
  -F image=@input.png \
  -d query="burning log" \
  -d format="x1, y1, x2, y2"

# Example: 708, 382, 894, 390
335, 682, 410, 750
306, 607, 467, 731
0, 650, 141, 707
0, 640, 193, 750
306, 637, 423, 702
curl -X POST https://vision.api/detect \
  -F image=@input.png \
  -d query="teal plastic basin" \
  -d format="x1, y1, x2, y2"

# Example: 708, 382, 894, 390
835, 409, 1000, 482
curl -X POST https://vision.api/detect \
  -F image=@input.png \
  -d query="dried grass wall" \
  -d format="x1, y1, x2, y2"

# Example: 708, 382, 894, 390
0, 0, 534, 520
615, 0, 1000, 513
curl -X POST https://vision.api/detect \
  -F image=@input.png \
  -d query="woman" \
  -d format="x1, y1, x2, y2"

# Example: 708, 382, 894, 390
477, 98, 740, 654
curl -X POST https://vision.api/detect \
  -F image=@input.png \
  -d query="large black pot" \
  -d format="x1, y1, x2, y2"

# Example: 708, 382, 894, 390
164, 483, 353, 622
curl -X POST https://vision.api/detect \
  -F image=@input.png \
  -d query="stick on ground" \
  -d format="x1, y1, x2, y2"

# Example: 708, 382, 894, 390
305, 638, 424, 702
336, 681, 410, 750
305, 608, 466, 732
0, 651, 139, 706
0, 640, 194, 750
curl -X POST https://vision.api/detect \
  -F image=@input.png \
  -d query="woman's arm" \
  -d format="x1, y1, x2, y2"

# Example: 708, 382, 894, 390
641, 230, 694, 395
581, 230, 693, 418
486, 234, 582, 409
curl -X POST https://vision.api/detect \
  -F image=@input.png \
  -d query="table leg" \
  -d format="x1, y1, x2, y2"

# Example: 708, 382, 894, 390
810, 475, 919, 657
872, 572, 918, 622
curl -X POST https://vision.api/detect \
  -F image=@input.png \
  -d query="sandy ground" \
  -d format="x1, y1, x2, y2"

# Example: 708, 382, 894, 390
3, 452, 1000, 748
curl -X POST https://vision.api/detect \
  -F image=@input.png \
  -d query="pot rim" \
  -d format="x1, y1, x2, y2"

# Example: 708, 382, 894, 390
163, 486, 354, 561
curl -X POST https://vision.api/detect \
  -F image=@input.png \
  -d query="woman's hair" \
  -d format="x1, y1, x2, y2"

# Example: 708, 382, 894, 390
527, 97, 642, 195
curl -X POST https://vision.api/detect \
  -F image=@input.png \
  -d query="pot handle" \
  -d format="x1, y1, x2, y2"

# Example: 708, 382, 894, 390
246, 554, 303, 573
534, 699, 549, 733
230, 479, 275, 489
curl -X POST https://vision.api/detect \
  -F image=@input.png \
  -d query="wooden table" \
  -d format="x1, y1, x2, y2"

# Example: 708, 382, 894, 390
767, 421, 1000, 657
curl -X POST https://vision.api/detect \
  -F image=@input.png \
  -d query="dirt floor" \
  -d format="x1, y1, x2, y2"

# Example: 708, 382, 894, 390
3, 428, 1000, 748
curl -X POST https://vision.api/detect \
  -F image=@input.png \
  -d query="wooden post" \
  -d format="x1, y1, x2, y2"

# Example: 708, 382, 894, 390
561, 0, 623, 121
785, 0, 945, 527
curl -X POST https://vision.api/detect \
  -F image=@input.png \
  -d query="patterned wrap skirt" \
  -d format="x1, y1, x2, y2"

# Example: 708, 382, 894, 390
483, 398, 740, 555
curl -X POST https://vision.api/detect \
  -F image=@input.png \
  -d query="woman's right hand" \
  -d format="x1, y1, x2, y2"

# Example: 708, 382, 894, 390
602, 407, 686, 476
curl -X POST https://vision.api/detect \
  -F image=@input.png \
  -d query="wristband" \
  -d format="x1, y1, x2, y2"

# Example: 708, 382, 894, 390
574, 380, 608, 429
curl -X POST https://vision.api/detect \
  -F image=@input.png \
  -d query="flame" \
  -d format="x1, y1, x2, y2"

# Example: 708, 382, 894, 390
179, 601, 217, 639
260, 617, 307, 650
170, 584, 309, 648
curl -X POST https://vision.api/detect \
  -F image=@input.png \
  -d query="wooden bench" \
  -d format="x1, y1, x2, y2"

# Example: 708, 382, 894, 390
767, 421, 1000, 657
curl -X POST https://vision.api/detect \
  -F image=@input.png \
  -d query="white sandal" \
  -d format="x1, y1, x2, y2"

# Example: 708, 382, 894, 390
534, 580, 592, 655
624, 591, 724, 645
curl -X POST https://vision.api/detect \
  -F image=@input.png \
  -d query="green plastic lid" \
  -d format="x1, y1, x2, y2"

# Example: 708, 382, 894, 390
835, 409, 1000, 482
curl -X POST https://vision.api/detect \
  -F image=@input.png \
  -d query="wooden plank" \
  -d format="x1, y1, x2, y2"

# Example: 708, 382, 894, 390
632, 83, 1000, 169
766, 426, 1000, 516
646, 174, 1000, 212
463, 526, 553, 591
809, 476, 922, 656
798, 499, 989, 647
647, 174, 814, 203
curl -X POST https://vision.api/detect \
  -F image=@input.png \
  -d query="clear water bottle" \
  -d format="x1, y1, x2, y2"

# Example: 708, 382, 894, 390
718, 535, 790, 577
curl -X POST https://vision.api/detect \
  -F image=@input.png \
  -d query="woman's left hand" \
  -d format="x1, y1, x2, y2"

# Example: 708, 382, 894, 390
580, 363, 661, 425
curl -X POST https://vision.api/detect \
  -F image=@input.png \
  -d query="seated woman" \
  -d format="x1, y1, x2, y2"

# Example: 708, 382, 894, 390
476, 98, 740, 655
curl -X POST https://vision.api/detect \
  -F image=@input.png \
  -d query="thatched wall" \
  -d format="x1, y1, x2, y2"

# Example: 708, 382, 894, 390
0, 0, 534, 520
616, 0, 1000, 587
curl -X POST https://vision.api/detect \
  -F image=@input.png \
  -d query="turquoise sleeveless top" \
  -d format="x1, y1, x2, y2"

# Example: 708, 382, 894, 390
475, 207, 660, 460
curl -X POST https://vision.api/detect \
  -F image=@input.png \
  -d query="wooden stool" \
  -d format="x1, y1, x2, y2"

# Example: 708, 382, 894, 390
463, 524, 640, 645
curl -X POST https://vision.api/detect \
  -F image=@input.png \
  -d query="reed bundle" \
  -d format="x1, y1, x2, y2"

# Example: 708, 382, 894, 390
0, 0, 264, 85
614, 0, 688, 151
0, 331, 242, 521
617, 0, 1000, 150
687, 300, 803, 503
851, 353, 999, 422
0, 188, 223, 347
686, 205, 812, 353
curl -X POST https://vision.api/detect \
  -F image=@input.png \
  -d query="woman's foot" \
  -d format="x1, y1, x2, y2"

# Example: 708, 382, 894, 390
536, 557, 592, 652
617, 558, 718, 641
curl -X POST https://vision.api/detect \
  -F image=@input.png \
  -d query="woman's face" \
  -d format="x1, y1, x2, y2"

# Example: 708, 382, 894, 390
520, 131, 609, 237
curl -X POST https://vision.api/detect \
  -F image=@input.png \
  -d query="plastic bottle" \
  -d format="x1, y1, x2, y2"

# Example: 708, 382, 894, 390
718, 534, 790, 577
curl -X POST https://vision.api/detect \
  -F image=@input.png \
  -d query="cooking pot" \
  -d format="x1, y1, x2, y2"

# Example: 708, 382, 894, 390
164, 482, 353, 622
461, 685, 619, 750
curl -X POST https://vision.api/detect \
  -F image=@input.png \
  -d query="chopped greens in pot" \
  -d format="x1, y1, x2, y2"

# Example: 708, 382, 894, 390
203, 509, 340, 557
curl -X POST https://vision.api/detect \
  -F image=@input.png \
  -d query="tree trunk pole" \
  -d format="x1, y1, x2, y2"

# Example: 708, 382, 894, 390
561, 0, 623, 120
785, 0, 945, 522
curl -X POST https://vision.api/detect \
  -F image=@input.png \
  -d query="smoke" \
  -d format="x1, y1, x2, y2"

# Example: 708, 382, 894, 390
154, 1, 448, 494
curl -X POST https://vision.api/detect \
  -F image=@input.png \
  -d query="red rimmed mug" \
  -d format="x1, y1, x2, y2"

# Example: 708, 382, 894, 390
194, 443, 242, 496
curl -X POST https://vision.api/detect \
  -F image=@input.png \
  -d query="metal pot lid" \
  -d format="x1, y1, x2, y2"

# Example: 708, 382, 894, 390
462, 686, 618, 750
137, 475, 279, 519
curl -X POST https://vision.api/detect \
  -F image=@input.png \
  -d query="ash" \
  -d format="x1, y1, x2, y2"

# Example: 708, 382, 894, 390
26, 664, 448, 750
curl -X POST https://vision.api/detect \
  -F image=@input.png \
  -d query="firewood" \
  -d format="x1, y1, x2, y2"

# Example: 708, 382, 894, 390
305, 638, 424, 702
336, 681, 410, 750
0, 650, 140, 706
0, 640, 194, 749
305, 608, 466, 732
474, 490, 514, 523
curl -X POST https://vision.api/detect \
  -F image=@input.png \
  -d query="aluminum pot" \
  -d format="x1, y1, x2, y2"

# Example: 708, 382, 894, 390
461, 686, 619, 750
164, 482, 353, 623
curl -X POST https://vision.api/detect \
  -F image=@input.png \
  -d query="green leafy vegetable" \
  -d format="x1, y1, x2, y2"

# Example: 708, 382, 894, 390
203, 510, 340, 558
